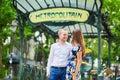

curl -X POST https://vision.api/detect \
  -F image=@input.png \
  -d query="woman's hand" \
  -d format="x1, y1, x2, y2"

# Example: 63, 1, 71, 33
72, 72, 77, 80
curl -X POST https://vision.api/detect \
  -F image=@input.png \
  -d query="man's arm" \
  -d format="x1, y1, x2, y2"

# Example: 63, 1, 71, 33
46, 44, 54, 78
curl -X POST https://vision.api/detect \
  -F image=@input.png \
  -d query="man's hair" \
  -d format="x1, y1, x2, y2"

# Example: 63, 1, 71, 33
58, 28, 67, 35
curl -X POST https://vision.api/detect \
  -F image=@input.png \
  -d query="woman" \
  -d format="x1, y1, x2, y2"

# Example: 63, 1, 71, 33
66, 30, 86, 80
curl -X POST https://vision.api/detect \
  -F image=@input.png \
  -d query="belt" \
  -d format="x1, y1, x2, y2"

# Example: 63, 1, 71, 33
51, 66, 66, 69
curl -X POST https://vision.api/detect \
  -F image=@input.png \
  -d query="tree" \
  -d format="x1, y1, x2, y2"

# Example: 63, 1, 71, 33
102, 0, 120, 62
0, 0, 16, 78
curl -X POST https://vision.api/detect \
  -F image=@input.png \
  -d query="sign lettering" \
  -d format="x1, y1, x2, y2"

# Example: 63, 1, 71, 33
29, 8, 89, 23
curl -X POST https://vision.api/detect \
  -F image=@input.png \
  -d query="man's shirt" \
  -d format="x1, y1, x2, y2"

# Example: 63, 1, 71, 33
47, 42, 72, 73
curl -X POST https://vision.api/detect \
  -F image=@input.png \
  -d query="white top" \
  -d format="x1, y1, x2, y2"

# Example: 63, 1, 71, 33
46, 42, 72, 73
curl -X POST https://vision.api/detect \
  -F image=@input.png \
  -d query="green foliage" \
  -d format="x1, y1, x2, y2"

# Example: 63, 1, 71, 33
102, 0, 120, 62
0, 0, 15, 22
24, 26, 34, 39
0, 0, 16, 42
0, 0, 16, 78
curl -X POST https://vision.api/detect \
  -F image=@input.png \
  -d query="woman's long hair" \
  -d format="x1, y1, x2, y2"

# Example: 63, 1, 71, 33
72, 29, 86, 57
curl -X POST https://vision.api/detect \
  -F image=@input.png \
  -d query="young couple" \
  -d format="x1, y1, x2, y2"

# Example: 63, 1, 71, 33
46, 29, 86, 80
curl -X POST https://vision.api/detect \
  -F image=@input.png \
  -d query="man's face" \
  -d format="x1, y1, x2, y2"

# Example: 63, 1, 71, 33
59, 30, 68, 42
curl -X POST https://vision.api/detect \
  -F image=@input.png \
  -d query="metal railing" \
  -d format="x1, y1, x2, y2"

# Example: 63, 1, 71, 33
21, 64, 48, 80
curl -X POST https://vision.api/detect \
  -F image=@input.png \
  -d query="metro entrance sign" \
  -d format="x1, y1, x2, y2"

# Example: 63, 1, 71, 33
29, 8, 89, 23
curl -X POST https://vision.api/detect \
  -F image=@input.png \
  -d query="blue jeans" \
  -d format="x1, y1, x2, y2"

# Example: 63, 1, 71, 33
49, 67, 66, 80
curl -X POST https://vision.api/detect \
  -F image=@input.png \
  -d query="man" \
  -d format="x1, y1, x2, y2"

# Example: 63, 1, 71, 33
46, 29, 72, 80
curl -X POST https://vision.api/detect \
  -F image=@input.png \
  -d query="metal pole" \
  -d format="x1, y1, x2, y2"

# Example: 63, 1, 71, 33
97, 27, 101, 80
17, 14, 24, 80
108, 39, 111, 68
95, 13, 102, 80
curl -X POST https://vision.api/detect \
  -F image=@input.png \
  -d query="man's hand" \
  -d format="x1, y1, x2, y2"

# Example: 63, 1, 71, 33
46, 73, 50, 78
